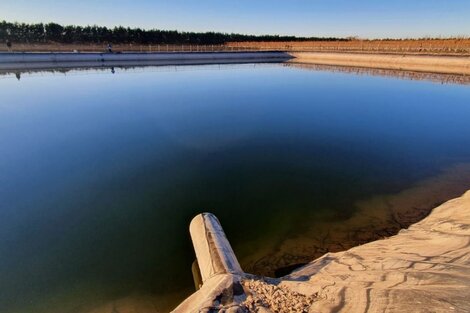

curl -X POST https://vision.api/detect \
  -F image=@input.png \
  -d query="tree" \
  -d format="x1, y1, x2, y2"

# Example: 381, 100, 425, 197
0, 20, 345, 45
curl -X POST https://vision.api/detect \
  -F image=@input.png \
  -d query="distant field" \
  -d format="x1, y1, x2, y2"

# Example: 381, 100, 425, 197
1, 39, 470, 55
227, 39, 470, 55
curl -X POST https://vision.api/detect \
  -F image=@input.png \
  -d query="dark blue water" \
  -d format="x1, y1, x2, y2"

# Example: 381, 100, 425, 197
1, 64, 470, 312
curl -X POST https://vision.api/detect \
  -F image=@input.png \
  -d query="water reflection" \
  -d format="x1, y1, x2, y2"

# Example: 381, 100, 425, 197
286, 62, 470, 85
0, 63, 470, 313
2, 61, 470, 86
0, 59, 286, 76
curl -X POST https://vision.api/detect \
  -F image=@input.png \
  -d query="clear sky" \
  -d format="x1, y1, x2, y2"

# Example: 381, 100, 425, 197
1, 0, 469, 38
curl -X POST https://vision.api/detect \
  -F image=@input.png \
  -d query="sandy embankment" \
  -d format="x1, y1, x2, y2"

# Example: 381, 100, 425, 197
172, 189, 470, 313
290, 52, 470, 75
280, 189, 470, 312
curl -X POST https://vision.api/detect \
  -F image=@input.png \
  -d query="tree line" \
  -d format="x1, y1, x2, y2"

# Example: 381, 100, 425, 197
0, 21, 345, 45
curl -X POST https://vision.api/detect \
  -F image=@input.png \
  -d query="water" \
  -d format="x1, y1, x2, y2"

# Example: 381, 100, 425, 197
1, 64, 470, 313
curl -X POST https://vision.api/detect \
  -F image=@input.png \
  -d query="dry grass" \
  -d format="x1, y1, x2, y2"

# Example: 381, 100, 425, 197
227, 39, 470, 55
1, 39, 470, 55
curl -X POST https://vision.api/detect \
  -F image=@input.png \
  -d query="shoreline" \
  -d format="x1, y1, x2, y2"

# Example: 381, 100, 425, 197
240, 163, 470, 278
0, 51, 291, 65
171, 186, 470, 312
0, 59, 283, 74
1, 51, 469, 76
290, 51, 470, 75
283, 188, 470, 312
2, 61, 469, 88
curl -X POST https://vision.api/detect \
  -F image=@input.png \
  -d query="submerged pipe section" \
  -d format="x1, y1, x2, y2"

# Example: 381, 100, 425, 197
189, 213, 243, 284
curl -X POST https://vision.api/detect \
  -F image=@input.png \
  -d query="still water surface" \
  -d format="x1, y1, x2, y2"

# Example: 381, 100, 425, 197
1, 64, 470, 312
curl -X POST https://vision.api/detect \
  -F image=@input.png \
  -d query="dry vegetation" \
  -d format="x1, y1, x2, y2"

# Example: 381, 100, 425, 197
227, 39, 470, 55
1, 39, 470, 56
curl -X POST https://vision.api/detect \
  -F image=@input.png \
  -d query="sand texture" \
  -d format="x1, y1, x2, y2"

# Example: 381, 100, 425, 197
282, 189, 470, 313
290, 52, 470, 75
172, 189, 470, 312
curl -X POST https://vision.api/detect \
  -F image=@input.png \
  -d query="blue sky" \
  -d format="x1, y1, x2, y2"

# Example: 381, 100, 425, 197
1, 0, 469, 38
